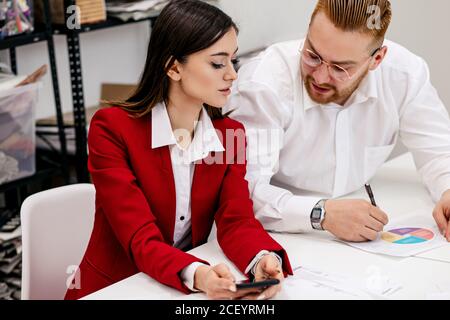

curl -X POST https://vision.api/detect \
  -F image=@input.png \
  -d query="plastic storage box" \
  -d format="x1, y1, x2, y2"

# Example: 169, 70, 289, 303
0, 83, 38, 185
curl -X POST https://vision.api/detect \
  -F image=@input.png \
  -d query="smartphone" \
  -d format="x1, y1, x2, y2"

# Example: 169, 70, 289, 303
235, 278, 280, 290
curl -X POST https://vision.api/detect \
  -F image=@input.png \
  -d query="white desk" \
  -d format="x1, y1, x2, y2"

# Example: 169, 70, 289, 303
84, 153, 450, 300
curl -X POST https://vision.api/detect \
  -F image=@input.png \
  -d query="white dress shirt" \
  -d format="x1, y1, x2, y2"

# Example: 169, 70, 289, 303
224, 39, 450, 233
151, 102, 281, 291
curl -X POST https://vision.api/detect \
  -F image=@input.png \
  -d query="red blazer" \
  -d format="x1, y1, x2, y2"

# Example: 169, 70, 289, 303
65, 107, 292, 300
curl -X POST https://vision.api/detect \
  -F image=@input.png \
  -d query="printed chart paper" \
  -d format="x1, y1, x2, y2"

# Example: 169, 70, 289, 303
341, 214, 447, 257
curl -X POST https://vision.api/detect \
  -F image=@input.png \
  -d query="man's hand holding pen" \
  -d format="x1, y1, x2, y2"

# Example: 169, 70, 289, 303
433, 189, 450, 242
320, 185, 389, 242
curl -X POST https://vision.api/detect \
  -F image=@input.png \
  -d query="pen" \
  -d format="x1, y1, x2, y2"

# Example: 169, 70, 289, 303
365, 184, 377, 207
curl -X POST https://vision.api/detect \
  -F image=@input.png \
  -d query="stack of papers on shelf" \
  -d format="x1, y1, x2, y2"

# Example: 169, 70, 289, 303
106, 0, 169, 21
106, 0, 219, 21
106, 0, 166, 13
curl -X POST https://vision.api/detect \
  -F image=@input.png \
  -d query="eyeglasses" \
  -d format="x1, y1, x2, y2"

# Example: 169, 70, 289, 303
300, 47, 380, 82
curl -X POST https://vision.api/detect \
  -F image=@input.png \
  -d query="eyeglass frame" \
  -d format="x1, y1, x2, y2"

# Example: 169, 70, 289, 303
300, 44, 381, 82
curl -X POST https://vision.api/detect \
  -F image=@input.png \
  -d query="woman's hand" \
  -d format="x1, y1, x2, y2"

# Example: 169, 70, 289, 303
245, 254, 284, 300
194, 264, 261, 300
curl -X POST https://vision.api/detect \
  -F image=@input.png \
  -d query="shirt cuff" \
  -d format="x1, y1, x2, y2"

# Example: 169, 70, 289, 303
180, 262, 207, 292
435, 180, 450, 203
280, 195, 322, 232
244, 250, 283, 275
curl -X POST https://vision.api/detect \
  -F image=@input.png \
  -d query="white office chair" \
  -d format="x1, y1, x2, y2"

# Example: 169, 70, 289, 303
20, 183, 96, 300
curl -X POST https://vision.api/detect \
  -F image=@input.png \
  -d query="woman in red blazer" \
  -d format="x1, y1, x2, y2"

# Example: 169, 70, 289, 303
65, 0, 292, 300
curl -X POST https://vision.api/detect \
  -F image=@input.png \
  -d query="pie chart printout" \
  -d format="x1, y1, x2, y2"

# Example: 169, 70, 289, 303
381, 227, 435, 245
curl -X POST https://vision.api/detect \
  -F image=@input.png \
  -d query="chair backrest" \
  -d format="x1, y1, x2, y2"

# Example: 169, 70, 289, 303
20, 184, 96, 300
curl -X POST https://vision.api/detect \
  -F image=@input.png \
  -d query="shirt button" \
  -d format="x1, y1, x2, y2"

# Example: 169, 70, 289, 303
180, 216, 185, 221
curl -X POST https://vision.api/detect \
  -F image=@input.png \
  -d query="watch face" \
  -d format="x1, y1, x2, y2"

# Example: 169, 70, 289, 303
312, 209, 322, 219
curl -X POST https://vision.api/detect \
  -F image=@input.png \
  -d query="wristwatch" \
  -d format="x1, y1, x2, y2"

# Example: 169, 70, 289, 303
310, 199, 328, 231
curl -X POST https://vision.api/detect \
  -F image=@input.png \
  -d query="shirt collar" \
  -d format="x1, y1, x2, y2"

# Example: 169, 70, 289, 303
348, 70, 378, 106
151, 102, 225, 162
151, 101, 177, 149
189, 106, 225, 162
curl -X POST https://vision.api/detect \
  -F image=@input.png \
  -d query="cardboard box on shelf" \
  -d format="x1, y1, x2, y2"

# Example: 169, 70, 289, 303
36, 83, 136, 154
99, 83, 136, 109
35, 0, 107, 26
37, 83, 136, 126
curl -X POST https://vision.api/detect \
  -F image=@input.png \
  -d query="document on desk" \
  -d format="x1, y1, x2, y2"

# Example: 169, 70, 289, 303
276, 265, 402, 300
341, 214, 447, 257
178, 265, 402, 300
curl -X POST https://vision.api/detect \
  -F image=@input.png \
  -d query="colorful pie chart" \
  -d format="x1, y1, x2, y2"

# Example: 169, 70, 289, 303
381, 227, 435, 244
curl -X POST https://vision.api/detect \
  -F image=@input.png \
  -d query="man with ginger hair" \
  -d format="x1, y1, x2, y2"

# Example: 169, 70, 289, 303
225, 0, 450, 242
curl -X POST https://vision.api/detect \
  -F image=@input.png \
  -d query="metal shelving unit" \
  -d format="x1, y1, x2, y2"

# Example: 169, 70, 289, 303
1, 2, 161, 187
0, 0, 70, 301
49, 0, 159, 183
0, 0, 69, 196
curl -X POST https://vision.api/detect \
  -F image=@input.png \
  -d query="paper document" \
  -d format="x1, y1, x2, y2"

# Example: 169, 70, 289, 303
341, 214, 447, 257
276, 265, 402, 300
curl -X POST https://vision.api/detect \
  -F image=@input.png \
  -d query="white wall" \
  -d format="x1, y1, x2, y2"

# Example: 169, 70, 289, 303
8, 0, 450, 120
387, 0, 450, 116
219, 0, 314, 54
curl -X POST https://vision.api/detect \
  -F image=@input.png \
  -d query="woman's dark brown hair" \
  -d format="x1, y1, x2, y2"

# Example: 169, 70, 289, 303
107, 0, 238, 119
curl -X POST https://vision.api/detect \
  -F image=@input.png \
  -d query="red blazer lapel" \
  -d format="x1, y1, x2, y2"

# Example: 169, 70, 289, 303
157, 146, 177, 245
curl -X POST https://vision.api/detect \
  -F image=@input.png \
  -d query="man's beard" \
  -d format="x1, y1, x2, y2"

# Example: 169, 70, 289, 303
304, 69, 369, 105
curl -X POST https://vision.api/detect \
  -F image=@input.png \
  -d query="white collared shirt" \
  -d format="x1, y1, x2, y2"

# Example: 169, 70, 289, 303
152, 102, 224, 290
152, 102, 225, 250
151, 102, 281, 291
224, 39, 450, 233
